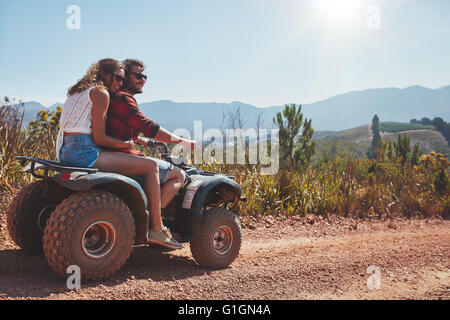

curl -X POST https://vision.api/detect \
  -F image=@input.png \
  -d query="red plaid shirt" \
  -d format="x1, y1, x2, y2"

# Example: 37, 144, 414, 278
106, 90, 160, 155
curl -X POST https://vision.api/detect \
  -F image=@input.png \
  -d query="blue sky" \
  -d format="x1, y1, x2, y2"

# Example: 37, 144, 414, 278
1, 0, 449, 107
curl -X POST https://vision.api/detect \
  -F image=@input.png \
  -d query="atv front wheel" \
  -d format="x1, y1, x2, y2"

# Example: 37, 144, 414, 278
190, 207, 242, 268
43, 190, 135, 281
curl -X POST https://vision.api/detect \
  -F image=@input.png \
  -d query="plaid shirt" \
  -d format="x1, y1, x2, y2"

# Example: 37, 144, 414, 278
106, 90, 160, 155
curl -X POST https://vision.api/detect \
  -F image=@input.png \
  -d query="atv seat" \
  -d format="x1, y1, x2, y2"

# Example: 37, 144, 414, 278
17, 156, 148, 187
17, 156, 98, 179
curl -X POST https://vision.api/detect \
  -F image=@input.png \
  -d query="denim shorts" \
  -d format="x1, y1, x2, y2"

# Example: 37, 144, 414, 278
59, 134, 101, 168
151, 157, 173, 184
59, 134, 173, 183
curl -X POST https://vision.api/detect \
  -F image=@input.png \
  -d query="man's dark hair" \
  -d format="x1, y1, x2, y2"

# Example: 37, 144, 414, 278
122, 59, 146, 75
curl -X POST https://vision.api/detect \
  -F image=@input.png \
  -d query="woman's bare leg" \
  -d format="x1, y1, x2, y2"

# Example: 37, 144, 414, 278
93, 151, 164, 232
161, 167, 185, 209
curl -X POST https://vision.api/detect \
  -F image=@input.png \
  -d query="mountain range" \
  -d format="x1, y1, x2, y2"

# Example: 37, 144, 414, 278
17, 85, 450, 132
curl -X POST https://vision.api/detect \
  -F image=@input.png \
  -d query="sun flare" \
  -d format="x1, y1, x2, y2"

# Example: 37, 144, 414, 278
313, 0, 366, 29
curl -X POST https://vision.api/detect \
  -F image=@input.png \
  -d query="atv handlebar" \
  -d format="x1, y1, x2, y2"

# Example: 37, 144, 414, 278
147, 139, 169, 154
146, 139, 190, 167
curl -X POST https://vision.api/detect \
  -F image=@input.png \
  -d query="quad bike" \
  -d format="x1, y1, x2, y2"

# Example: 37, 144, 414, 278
7, 141, 245, 281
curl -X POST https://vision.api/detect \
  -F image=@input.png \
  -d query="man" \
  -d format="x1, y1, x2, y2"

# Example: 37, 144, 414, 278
106, 58, 195, 249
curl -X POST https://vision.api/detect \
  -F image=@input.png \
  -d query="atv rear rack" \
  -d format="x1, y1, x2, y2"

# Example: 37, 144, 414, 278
16, 156, 98, 179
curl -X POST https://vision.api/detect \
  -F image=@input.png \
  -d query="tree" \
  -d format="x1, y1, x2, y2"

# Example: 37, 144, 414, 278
368, 114, 381, 159
384, 134, 422, 166
293, 117, 315, 169
432, 117, 450, 146
273, 104, 315, 169
395, 134, 411, 166
420, 117, 432, 125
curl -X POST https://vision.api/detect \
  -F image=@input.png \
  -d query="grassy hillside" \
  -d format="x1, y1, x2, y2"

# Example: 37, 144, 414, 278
313, 126, 371, 162
313, 123, 450, 160
379, 122, 436, 132
380, 130, 450, 157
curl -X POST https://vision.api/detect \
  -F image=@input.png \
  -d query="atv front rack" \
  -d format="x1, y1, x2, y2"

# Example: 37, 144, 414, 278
17, 156, 98, 179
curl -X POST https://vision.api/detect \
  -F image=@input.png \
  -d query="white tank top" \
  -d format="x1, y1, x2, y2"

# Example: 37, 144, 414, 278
56, 87, 96, 161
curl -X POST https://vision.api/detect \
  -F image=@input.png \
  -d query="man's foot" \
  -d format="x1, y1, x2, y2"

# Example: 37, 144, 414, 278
148, 226, 183, 250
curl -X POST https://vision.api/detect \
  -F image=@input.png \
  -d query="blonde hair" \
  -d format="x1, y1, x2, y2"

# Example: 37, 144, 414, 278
68, 58, 125, 96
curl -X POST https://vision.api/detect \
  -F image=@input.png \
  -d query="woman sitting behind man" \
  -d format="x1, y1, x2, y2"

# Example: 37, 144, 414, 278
56, 58, 188, 250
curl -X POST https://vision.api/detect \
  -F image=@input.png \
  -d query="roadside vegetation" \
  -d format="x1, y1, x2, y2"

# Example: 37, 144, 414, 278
1, 98, 449, 221
226, 151, 449, 219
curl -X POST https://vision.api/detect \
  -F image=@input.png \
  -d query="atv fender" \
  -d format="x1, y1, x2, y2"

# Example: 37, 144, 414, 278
181, 174, 242, 238
53, 171, 149, 244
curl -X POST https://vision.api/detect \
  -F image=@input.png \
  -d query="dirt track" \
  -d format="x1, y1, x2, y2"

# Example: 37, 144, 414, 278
0, 214, 449, 300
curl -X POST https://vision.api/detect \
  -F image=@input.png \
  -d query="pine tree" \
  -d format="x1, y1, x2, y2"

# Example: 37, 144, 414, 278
273, 104, 315, 169
368, 114, 381, 159
293, 118, 315, 169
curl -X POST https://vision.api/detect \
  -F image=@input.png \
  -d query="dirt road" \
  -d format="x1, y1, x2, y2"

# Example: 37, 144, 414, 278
0, 215, 449, 300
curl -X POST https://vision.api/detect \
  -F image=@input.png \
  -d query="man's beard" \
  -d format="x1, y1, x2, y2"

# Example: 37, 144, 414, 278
130, 87, 143, 94
123, 82, 143, 94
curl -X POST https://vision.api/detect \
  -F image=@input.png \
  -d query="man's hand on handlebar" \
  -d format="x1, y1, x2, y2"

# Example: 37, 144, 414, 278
124, 139, 135, 149
133, 135, 196, 152
134, 136, 152, 147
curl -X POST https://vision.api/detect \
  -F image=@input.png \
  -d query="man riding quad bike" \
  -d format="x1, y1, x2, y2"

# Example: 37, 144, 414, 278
7, 141, 244, 281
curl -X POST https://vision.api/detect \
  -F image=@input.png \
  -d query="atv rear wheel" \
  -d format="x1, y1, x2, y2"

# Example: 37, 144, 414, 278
43, 190, 135, 281
190, 207, 242, 268
7, 181, 57, 252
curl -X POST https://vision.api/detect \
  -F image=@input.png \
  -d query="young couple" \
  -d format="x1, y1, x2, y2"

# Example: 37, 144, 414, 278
56, 58, 195, 250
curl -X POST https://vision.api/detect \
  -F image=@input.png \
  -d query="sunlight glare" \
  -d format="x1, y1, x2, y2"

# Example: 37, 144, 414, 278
313, 0, 366, 29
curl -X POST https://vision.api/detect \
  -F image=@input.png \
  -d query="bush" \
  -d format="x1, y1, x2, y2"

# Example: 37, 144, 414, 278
0, 98, 61, 193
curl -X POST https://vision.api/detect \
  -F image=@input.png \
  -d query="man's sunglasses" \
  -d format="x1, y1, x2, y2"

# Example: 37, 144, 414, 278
129, 72, 148, 81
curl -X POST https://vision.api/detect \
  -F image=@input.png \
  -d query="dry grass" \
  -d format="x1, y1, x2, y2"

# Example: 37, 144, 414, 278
1, 100, 448, 220
200, 153, 449, 219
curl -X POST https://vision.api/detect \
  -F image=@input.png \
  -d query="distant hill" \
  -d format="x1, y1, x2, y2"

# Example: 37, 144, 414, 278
313, 123, 450, 160
15, 101, 46, 124
14, 101, 62, 126
301, 85, 450, 131
18, 84, 450, 132
133, 85, 450, 132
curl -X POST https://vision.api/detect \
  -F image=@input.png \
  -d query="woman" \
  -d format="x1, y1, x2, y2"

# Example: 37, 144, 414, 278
57, 58, 182, 250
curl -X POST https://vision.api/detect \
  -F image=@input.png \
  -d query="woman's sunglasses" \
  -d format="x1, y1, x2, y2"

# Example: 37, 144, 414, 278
129, 72, 148, 81
114, 74, 125, 83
